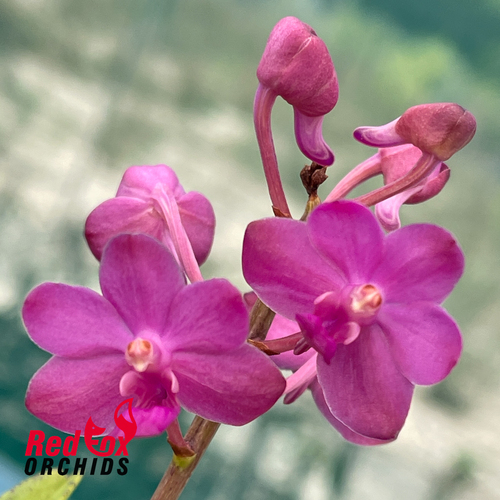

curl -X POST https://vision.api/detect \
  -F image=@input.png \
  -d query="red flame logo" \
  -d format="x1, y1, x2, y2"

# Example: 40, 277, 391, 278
114, 398, 137, 445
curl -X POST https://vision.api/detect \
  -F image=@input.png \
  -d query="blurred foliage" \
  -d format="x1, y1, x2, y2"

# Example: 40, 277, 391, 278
322, 0, 500, 80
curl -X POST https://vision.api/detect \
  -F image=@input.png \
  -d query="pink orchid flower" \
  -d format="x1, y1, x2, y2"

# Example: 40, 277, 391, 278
243, 200, 464, 442
23, 234, 285, 437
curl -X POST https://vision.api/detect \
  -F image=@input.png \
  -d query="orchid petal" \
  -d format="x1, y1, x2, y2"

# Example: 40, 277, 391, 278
317, 324, 414, 440
153, 185, 203, 283
307, 201, 384, 282
22, 283, 132, 357
373, 224, 464, 304
26, 354, 129, 434
284, 353, 318, 404
164, 278, 248, 352
378, 303, 462, 385
243, 217, 345, 319
294, 110, 334, 165
100, 234, 185, 336
406, 164, 450, 204
375, 186, 421, 232
177, 191, 216, 265
85, 197, 165, 260
310, 380, 394, 445
174, 346, 285, 425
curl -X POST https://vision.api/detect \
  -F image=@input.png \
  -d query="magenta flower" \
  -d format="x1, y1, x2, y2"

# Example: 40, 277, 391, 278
85, 165, 215, 266
254, 17, 339, 216
243, 200, 463, 441
23, 234, 285, 437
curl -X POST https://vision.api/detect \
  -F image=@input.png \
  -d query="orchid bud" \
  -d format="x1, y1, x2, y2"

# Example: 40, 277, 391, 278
257, 17, 338, 166
395, 103, 476, 161
257, 16, 339, 118
254, 17, 338, 217
354, 103, 476, 161
350, 103, 475, 208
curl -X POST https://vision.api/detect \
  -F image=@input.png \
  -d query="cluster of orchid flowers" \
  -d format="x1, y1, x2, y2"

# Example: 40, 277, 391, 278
23, 15, 476, 457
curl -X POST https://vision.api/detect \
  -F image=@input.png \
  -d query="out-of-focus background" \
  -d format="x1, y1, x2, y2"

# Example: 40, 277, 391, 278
1, 0, 499, 498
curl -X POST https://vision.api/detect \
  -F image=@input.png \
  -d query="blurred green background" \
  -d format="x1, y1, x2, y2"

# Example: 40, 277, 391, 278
1, 0, 499, 498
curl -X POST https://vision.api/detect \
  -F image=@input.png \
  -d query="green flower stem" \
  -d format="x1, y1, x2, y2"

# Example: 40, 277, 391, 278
150, 418, 221, 500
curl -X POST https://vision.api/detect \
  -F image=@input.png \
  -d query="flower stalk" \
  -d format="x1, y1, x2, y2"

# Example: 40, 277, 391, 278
253, 84, 292, 218
151, 418, 220, 500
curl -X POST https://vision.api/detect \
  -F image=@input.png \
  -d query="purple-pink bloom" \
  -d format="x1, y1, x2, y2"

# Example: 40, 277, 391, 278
85, 165, 215, 265
23, 234, 285, 437
243, 200, 463, 441
245, 293, 395, 445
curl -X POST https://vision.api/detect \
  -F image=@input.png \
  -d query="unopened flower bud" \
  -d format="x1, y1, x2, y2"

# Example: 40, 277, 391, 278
257, 17, 338, 117
354, 103, 476, 161
395, 103, 476, 161
254, 18, 338, 208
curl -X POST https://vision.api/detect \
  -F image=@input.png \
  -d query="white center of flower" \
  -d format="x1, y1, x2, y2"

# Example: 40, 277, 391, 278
349, 284, 382, 322
126, 338, 155, 372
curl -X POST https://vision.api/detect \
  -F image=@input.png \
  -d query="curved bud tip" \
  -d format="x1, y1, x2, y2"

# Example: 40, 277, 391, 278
353, 118, 405, 148
294, 110, 334, 165
257, 16, 338, 117
395, 103, 476, 161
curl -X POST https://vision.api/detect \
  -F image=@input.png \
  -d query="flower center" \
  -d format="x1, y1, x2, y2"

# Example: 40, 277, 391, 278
120, 334, 178, 411
348, 284, 382, 323
126, 338, 154, 372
